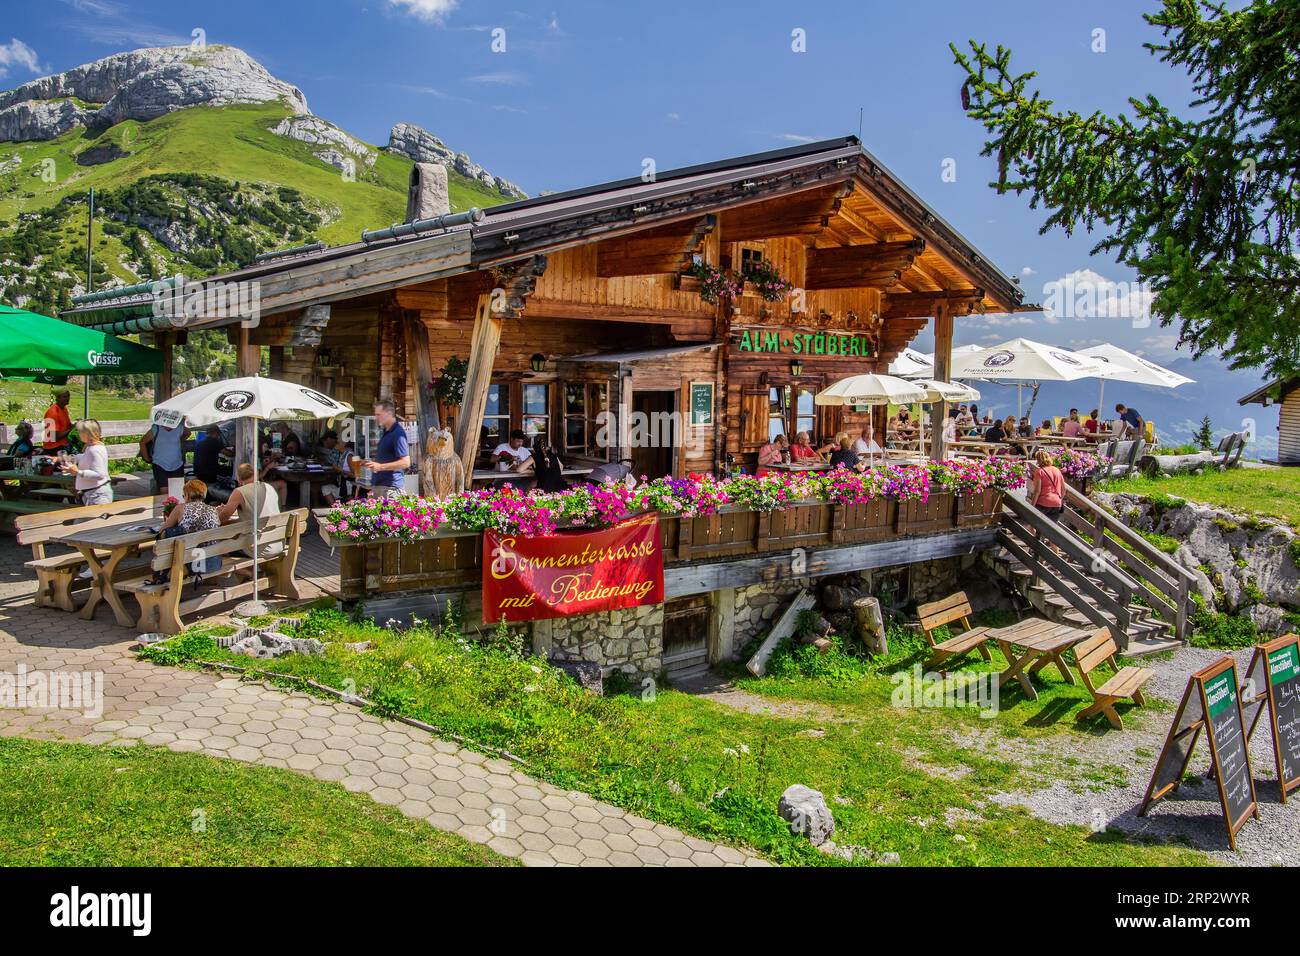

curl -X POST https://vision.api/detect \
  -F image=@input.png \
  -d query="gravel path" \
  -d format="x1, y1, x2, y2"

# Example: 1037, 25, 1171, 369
986, 645, 1296, 867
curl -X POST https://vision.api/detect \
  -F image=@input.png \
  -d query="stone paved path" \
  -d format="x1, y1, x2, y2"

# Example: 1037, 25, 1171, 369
0, 549, 765, 867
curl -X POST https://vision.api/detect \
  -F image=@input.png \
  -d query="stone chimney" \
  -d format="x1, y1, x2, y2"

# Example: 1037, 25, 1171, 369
406, 162, 450, 222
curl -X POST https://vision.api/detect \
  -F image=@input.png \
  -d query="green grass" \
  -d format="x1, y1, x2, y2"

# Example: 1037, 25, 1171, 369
0, 380, 152, 423
144, 609, 1210, 867
0, 736, 512, 866
1100, 468, 1300, 527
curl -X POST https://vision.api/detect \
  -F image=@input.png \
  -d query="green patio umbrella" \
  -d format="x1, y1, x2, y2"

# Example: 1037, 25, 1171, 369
0, 304, 162, 384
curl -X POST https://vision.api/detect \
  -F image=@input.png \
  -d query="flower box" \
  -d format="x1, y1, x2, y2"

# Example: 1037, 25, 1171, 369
840, 497, 898, 543
897, 491, 957, 534
955, 488, 1004, 526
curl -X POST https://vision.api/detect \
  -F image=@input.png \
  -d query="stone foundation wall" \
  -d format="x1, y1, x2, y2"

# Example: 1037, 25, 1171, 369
540, 604, 665, 682
730, 577, 817, 660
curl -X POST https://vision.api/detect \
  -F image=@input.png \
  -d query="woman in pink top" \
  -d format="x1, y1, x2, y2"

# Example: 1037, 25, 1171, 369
1030, 449, 1066, 519
1061, 408, 1084, 438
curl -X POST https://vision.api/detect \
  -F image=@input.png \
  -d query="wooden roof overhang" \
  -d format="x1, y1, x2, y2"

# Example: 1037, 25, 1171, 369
59, 137, 1027, 335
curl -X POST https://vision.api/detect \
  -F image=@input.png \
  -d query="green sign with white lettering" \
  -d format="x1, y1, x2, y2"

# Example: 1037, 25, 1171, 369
737, 329, 876, 358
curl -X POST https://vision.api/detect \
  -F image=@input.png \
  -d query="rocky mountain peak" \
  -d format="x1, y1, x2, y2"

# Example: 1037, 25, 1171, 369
386, 122, 525, 199
0, 44, 309, 143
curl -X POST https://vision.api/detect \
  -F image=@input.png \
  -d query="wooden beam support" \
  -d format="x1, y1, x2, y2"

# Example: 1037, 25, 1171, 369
718, 183, 851, 243
882, 289, 984, 320
453, 256, 547, 476
804, 240, 925, 290
930, 303, 953, 462
402, 309, 439, 461
595, 215, 715, 277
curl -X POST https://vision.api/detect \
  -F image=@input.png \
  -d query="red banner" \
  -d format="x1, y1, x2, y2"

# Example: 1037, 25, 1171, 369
482, 514, 665, 623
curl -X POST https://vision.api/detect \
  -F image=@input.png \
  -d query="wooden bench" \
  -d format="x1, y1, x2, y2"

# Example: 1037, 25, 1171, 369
121, 509, 307, 634
1073, 627, 1154, 730
15, 496, 168, 611
916, 591, 994, 671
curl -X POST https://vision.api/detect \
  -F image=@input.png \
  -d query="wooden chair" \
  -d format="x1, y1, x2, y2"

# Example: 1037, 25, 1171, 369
15, 495, 168, 611
120, 509, 307, 634
916, 591, 994, 671
1073, 627, 1154, 730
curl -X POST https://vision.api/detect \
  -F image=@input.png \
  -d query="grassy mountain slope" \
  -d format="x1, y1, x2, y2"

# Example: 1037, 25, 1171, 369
0, 102, 510, 313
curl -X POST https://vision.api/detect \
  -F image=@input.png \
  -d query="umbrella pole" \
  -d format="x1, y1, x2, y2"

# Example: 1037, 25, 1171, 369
252, 415, 260, 607
1098, 379, 1106, 420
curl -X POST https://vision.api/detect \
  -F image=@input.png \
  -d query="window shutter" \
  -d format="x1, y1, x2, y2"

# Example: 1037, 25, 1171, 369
740, 387, 768, 449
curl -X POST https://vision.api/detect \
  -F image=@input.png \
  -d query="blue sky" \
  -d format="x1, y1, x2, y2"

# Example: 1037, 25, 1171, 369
5, 0, 1279, 448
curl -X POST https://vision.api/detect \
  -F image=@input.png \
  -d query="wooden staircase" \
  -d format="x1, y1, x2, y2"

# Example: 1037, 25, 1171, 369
990, 486, 1195, 656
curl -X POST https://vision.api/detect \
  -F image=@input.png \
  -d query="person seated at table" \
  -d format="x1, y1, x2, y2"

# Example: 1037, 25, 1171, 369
814, 434, 839, 456
789, 431, 824, 463
159, 479, 221, 538
6, 421, 35, 458
851, 429, 883, 460
253, 438, 289, 506
955, 405, 975, 431
1061, 409, 1084, 438
1037, 419, 1054, 437
217, 462, 284, 557
192, 425, 233, 485
147, 479, 222, 584
943, 409, 960, 445
492, 429, 533, 469
318, 433, 354, 504
517, 435, 567, 493
281, 435, 304, 458
1017, 417, 1034, 438
827, 433, 859, 470
969, 403, 980, 426
1083, 408, 1101, 436
891, 408, 918, 439
983, 417, 1007, 443
756, 435, 788, 477
61, 419, 112, 506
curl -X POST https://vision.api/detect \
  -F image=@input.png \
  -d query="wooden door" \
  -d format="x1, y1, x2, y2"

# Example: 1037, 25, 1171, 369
630, 390, 676, 479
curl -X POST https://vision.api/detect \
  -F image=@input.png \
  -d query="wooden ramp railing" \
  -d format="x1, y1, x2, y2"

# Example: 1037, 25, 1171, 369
1057, 484, 1195, 642
997, 487, 1194, 649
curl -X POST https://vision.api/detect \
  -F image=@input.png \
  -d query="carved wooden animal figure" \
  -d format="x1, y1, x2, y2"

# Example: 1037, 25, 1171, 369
421, 427, 465, 499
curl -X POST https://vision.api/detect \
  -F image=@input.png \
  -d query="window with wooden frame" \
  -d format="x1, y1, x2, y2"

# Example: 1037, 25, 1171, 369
522, 383, 550, 440
481, 383, 509, 450
738, 244, 766, 278
564, 382, 609, 459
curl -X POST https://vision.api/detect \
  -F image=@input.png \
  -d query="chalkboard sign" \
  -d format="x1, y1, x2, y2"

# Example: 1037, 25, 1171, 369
1244, 634, 1300, 802
689, 382, 713, 427
1140, 657, 1259, 851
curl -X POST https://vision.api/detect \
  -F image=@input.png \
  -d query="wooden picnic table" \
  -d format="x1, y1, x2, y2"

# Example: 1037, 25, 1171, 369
987, 618, 1095, 700
272, 465, 338, 509
0, 469, 128, 494
59, 521, 161, 628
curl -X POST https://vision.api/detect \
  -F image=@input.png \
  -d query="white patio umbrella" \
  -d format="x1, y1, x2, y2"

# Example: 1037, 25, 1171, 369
815, 372, 928, 406
905, 380, 981, 453
150, 376, 353, 616
816, 373, 928, 464
887, 347, 934, 378
949, 338, 1108, 417
1076, 343, 1195, 417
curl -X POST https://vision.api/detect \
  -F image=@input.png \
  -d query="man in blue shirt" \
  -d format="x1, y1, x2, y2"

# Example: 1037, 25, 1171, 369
140, 421, 190, 494
363, 399, 410, 499
1114, 403, 1145, 440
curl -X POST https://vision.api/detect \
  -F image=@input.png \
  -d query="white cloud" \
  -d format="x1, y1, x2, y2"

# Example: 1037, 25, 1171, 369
387, 0, 458, 23
467, 71, 527, 85
776, 133, 819, 143
1020, 266, 1036, 277
0, 38, 43, 78
666, 112, 680, 121
1040, 268, 1155, 324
